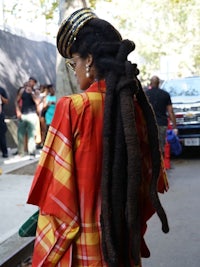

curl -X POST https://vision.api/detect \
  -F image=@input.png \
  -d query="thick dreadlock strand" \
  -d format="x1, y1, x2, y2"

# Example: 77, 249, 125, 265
136, 81, 169, 234
102, 76, 131, 266
101, 70, 120, 265
102, 37, 169, 267
110, 93, 129, 264
114, 40, 141, 265
120, 89, 141, 265
103, 39, 147, 266
116, 58, 143, 265
101, 40, 136, 266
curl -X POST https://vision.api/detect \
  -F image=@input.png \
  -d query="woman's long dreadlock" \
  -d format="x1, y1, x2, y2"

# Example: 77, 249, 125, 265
100, 39, 169, 266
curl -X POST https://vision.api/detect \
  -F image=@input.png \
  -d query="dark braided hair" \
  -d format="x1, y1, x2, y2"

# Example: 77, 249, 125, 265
70, 18, 169, 266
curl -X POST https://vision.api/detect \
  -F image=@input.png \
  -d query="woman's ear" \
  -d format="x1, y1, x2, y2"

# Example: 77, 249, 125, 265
86, 54, 93, 67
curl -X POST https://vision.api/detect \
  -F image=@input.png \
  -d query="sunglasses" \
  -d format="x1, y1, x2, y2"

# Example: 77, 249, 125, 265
65, 56, 80, 71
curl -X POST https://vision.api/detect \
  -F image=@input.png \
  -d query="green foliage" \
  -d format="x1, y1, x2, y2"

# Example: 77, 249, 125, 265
41, 1, 59, 20
170, 0, 192, 3
88, 0, 112, 8
93, 0, 200, 79
2, 0, 200, 79
88, 0, 96, 8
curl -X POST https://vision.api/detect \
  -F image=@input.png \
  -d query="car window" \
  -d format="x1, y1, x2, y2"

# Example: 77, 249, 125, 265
161, 77, 200, 97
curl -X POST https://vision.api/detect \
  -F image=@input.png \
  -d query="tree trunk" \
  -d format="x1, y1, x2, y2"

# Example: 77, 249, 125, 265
56, 0, 88, 99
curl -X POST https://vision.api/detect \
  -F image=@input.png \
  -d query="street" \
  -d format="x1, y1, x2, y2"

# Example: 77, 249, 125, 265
143, 154, 200, 267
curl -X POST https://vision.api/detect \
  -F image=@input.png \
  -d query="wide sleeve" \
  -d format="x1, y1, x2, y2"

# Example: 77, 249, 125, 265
134, 101, 169, 257
27, 96, 80, 266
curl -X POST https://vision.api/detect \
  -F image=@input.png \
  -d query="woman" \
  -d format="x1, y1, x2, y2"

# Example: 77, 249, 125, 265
27, 8, 169, 267
15, 82, 39, 158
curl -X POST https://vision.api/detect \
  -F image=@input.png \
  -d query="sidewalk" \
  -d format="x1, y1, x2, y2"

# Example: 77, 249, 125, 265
0, 148, 40, 174
0, 148, 40, 244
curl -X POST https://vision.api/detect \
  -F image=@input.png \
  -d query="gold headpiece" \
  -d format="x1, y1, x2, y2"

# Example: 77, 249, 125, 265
57, 8, 98, 58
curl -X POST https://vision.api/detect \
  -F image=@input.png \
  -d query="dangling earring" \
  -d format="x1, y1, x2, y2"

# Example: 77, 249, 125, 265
86, 64, 90, 78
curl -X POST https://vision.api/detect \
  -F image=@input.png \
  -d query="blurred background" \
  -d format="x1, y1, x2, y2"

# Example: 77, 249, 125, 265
0, 0, 199, 117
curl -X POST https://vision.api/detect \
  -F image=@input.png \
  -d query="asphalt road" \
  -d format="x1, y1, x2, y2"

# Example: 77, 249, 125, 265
142, 154, 200, 267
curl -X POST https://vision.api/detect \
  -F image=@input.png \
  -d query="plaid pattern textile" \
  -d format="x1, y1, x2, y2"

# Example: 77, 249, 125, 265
27, 81, 168, 267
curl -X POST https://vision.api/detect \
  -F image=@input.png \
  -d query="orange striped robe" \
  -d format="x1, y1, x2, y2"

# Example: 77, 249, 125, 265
27, 80, 168, 267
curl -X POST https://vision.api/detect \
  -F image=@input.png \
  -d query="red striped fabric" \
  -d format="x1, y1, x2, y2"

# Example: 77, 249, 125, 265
27, 80, 168, 267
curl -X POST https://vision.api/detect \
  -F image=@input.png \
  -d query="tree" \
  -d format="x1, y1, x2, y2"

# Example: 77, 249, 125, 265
94, 0, 200, 83
1, 1, 59, 37
1, 0, 200, 91
56, 0, 89, 99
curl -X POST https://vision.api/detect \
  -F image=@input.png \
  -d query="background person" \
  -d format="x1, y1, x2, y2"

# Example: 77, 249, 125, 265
15, 81, 40, 159
0, 86, 9, 158
28, 76, 37, 90
145, 75, 177, 155
28, 77, 41, 147
0, 92, 2, 114
36, 84, 48, 148
43, 84, 57, 133
15, 77, 39, 155
27, 8, 169, 267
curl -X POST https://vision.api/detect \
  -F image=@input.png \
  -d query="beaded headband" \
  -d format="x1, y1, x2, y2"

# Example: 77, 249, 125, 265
57, 8, 98, 58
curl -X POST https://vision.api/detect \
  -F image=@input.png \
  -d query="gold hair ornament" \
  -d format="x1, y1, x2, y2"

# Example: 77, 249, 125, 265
57, 8, 98, 58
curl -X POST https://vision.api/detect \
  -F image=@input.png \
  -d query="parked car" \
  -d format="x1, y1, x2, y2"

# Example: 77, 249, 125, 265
161, 76, 200, 147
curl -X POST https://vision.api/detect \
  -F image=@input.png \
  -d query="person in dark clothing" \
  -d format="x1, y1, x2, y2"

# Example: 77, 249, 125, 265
15, 82, 39, 159
0, 86, 9, 158
146, 75, 177, 154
